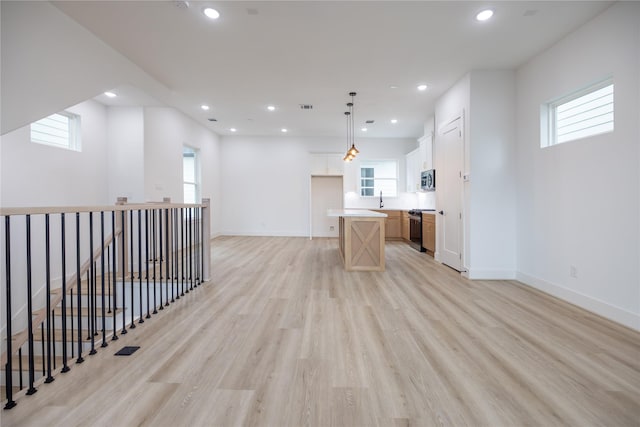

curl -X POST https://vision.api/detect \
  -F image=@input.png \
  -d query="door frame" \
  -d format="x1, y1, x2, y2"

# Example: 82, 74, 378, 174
436, 110, 466, 272
309, 175, 344, 240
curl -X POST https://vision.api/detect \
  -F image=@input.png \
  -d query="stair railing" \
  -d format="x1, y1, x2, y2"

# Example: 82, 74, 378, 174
0, 198, 210, 409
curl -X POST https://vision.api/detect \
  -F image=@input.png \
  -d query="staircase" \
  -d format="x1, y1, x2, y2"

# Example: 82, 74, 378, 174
1, 199, 211, 409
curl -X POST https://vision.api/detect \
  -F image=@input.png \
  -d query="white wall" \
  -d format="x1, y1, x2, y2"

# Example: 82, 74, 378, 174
144, 107, 222, 235
468, 70, 517, 279
515, 2, 640, 329
220, 136, 416, 236
0, 1, 172, 135
1, 100, 109, 207
107, 107, 145, 203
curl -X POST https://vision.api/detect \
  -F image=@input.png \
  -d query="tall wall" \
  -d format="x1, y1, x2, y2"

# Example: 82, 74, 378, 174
219, 136, 416, 236
515, 2, 640, 329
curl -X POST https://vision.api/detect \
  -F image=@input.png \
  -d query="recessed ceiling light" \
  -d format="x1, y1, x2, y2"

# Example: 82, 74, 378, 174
201, 105, 210, 111
104, 91, 117, 98
230, 128, 237, 132
203, 8, 220, 19
361, 127, 368, 132
390, 85, 398, 89
391, 119, 398, 124
267, 105, 276, 111
281, 128, 288, 133
476, 9, 494, 21
417, 84, 428, 91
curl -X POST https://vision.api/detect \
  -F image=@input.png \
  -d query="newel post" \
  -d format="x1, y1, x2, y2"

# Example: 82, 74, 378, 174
115, 197, 129, 278
201, 198, 211, 282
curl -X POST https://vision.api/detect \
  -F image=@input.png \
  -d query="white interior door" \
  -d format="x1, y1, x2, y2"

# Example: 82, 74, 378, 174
311, 176, 343, 238
439, 116, 464, 271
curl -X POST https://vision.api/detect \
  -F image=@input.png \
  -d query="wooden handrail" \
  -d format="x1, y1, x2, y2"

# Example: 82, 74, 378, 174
0, 202, 203, 217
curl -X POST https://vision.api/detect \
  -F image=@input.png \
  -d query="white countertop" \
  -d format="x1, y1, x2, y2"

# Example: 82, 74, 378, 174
327, 209, 388, 218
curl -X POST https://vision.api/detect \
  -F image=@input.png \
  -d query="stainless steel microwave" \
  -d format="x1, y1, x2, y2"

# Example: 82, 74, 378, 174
421, 169, 435, 191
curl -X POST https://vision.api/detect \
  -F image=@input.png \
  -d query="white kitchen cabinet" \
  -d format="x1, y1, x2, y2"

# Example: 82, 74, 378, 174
310, 153, 343, 175
418, 133, 434, 171
405, 148, 421, 192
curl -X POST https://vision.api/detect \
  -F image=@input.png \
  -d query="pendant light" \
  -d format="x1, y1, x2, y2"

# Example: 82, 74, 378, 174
343, 91, 359, 162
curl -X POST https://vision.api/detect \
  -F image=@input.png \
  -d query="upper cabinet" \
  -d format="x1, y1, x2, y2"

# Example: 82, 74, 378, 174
405, 148, 421, 192
310, 153, 344, 175
418, 132, 434, 171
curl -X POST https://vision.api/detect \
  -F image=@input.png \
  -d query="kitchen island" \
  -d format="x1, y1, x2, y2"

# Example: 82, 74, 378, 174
327, 209, 387, 271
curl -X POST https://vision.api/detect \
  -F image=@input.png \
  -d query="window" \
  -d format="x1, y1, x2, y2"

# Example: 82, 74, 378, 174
542, 78, 614, 147
30, 111, 81, 151
183, 147, 200, 204
360, 160, 398, 197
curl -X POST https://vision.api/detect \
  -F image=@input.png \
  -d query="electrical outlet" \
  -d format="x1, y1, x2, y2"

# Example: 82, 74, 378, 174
330, 226, 335, 231
570, 265, 577, 278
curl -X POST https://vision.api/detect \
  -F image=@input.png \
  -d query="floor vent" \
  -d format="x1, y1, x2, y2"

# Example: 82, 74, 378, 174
114, 346, 140, 356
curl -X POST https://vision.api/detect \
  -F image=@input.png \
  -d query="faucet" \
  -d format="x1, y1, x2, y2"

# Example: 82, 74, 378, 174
379, 191, 384, 208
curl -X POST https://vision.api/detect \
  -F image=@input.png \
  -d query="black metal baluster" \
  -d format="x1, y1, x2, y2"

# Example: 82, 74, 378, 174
70, 288, 75, 359
40, 327, 45, 377
165, 208, 171, 304
189, 207, 193, 291
120, 210, 127, 335
137, 209, 144, 323
25, 215, 37, 395
107, 245, 111, 314
18, 347, 23, 390
60, 213, 70, 373
100, 211, 108, 348
145, 209, 151, 319
159, 209, 164, 310
173, 208, 180, 300
111, 211, 118, 341
129, 210, 136, 329
52, 315, 56, 370
167, 208, 173, 302
75, 212, 84, 363
44, 214, 54, 383
4, 216, 17, 409
89, 213, 97, 355
152, 210, 157, 314
196, 206, 201, 286
181, 208, 186, 294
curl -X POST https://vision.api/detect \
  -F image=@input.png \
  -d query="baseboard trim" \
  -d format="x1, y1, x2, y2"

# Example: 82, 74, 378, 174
219, 231, 310, 237
467, 269, 517, 280
516, 272, 640, 331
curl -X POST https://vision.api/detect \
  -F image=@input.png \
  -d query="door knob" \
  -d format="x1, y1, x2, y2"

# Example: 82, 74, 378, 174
438, 210, 444, 215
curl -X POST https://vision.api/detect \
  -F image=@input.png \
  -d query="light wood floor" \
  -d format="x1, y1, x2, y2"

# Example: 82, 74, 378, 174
2, 236, 639, 426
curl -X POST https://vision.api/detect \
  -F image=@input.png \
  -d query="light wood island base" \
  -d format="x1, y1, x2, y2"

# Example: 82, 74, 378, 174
329, 209, 387, 272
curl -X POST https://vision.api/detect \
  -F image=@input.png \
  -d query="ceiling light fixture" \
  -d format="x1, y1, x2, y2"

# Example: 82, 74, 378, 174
417, 84, 428, 91
361, 127, 368, 132
201, 104, 210, 111
203, 7, 220, 19
281, 128, 288, 133
343, 92, 360, 162
104, 91, 117, 98
476, 9, 494, 21
267, 105, 276, 111
391, 119, 398, 124
230, 128, 237, 132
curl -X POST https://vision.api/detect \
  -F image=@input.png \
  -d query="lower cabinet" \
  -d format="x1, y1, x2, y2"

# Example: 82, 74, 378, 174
401, 211, 410, 241
422, 213, 436, 255
376, 210, 402, 240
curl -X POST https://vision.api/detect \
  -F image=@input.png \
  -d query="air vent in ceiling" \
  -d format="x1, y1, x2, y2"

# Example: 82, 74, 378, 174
365, 120, 375, 124
207, 118, 217, 122
299, 104, 313, 110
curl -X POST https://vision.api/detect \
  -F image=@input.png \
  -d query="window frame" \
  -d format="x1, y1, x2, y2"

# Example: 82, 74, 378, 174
359, 159, 398, 198
183, 146, 200, 204
30, 110, 81, 151
542, 77, 614, 148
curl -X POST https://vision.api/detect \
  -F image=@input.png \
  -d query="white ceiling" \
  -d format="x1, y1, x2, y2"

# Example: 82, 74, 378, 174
54, 0, 612, 139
